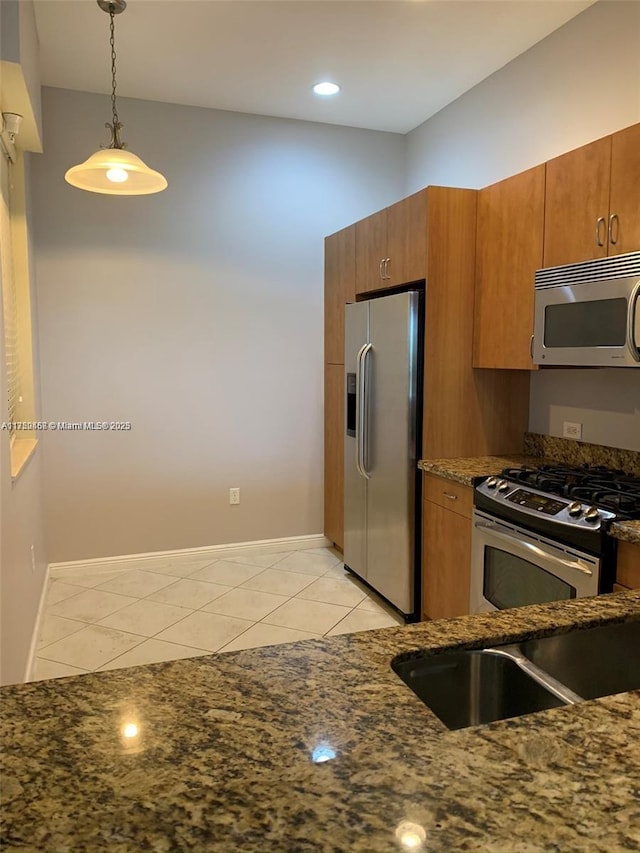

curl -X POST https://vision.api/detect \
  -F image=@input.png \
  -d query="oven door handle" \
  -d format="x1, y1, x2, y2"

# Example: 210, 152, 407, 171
474, 522, 594, 576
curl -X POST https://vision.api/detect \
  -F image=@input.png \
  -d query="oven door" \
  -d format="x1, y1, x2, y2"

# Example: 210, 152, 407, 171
470, 511, 600, 615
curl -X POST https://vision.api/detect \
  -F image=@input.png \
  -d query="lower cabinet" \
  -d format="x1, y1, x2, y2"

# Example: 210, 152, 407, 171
615, 540, 640, 590
422, 474, 472, 621
324, 364, 344, 550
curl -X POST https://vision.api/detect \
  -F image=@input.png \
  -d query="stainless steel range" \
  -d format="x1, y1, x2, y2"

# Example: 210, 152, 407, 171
471, 464, 640, 614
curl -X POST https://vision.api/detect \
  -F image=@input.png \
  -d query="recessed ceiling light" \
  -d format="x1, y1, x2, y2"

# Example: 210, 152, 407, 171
313, 82, 340, 96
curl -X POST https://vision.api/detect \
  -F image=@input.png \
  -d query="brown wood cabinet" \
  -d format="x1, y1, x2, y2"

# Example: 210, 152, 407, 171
323, 187, 529, 550
609, 123, 640, 256
422, 474, 472, 621
324, 225, 356, 365
385, 191, 428, 287
324, 364, 344, 550
323, 225, 355, 549
473, 165, 545, 370
616, 540, 640, 589
544, 122, 640, 267
422, 186, 529, 458
355, 190, 427, 295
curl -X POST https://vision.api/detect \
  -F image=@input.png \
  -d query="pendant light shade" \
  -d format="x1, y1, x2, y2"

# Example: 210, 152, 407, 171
65, 0, 167, 196
65, 148, 167, 195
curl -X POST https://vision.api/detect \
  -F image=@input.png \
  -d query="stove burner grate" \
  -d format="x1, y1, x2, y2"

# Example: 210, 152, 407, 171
498, 464, 640, 519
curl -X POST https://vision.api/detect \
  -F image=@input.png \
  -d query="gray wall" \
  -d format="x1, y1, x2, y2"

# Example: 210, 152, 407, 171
32, 87, 405, 562
0, 0, 48, 686
405, 0, 640, 452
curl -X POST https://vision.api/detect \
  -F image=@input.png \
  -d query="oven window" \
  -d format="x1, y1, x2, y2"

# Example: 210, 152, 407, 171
544, 298, 627, 347
484, 547, 576, 610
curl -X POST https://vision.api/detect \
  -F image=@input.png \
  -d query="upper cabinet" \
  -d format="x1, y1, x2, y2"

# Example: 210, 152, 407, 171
609, 123, 640, 256
544, 123, 640, 267
355, 190, 427, 294
324, 224, 356, 365
473, 164, 545, 370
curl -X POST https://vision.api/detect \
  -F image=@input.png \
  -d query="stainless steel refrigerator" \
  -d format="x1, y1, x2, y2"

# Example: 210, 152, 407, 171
344, 290, 422, 619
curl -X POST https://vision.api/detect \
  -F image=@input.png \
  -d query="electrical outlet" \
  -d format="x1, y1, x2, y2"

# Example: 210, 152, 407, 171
562, 421, 583, 440
30, 544, 36, 573
229, 487, 240, 505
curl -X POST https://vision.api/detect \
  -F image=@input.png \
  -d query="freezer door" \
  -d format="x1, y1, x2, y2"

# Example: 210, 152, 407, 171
344, 302, 369, 580
366, 291, 419, 614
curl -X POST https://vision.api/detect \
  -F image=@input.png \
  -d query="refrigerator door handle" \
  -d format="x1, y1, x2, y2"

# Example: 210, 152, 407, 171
358, 343, 372, 479
355, 343, 367, 478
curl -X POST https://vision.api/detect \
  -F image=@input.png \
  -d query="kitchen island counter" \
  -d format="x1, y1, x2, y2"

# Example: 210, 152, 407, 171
2, 591, 640, 853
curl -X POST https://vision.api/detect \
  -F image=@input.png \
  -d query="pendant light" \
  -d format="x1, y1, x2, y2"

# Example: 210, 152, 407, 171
65, 0, 167, 195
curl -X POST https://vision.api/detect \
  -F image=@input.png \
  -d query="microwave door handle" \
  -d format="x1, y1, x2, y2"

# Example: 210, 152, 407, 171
474, 522, 593, 576
628, 281, 640, 362
358, 343, 372, 479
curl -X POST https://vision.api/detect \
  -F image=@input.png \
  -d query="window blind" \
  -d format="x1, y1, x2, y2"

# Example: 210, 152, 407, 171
1, 152, 20, 431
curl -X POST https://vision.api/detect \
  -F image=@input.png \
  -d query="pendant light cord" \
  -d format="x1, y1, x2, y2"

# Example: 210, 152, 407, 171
106, 2, 125, 149
110, 7, 119, 132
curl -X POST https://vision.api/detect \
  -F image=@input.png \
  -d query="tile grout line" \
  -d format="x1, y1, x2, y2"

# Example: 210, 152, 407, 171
37, 548, 364, 673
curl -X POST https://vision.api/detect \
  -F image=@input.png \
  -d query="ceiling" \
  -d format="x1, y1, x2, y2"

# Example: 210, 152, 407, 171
33, 0, 595, 134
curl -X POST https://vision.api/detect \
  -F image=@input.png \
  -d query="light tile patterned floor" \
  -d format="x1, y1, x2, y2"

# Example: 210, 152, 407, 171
31, 547, 404, 681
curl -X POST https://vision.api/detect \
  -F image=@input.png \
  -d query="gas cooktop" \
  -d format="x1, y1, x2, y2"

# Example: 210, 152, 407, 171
496, 464, 640, 519
474, 464, 640, 550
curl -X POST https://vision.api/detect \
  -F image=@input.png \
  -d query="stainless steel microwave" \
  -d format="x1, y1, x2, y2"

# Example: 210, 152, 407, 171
533, 251, 640, 367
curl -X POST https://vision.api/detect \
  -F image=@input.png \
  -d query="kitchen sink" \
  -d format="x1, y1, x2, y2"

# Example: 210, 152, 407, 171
392, 619, 640, 730
392, 649, 566, 730
520, 619, 640, 700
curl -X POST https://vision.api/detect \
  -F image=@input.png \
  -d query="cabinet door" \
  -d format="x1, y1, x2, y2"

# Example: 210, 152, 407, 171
422, 499, 471, 621
474, 165, 544, 369
616, 541, 640, 589
355, 209, 386, 295
324, 225, 356, 365
609, 123, 640, 256
386, 190, 427, 287
324, 364, 344, 549
544, 136, 612, 267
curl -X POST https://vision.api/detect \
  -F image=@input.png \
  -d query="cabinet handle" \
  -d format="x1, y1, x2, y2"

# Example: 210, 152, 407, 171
442, 492, 458, 501
596, 216, 606, 247
384, 258, 391, 280
609, 213, 619, 246
530, 334, 534, 360
379, 259, 384, 280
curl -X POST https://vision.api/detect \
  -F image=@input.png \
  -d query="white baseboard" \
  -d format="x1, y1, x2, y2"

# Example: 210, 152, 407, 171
49, 533, 332, 578
24, 566, 51, 682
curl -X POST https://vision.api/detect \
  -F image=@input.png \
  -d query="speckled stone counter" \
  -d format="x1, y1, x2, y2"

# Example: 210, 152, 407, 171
611, 520, 640, 545
523, 433, 640, 477
418, 455, 541, 486
2, 592, 640, 852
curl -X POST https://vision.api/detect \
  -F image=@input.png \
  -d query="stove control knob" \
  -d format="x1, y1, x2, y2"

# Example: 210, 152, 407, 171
567, 501, 583, 517
584, 506, 601, 523
486, 477, 499, 489
497, 480, 510, 493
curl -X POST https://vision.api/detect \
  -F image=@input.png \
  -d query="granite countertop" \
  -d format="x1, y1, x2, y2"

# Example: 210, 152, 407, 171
611, 520, 640, 545
418, 455, 541, 486
2, 591, 640, 852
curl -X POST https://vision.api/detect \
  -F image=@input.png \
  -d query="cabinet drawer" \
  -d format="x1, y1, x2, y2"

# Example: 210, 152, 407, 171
616, 541, 640, 589
423, 474, 473, 519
